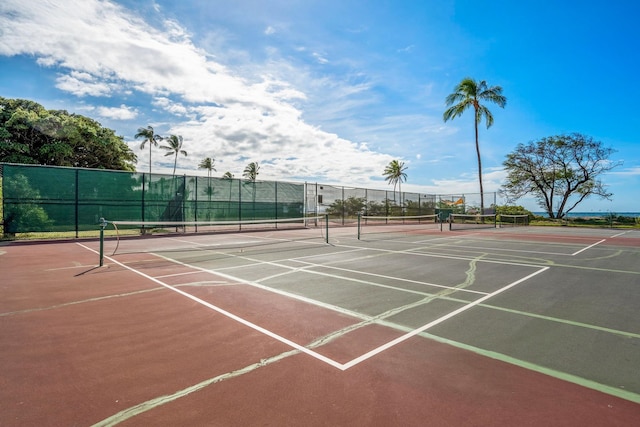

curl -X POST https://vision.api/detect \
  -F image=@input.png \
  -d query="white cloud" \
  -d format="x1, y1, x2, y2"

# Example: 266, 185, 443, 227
398, 44, 415, 53
96, 104, 138, 120
0, 0, 442, 192
610, 166, 640, 176
152, 97, 192, 118
312, 52, 329, 64
55, 72, 113, 97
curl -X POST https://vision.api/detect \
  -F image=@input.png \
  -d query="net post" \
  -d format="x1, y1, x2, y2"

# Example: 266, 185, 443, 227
99, 218, 107, 266
357, 213, 361, 240
324, 214, 329, 243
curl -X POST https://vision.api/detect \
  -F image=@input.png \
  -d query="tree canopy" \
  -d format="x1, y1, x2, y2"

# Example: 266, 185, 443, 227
0, 97, 137, 171
501, 133, 620, 218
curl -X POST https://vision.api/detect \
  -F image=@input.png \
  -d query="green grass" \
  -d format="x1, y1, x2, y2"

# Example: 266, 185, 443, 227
530, 215, 640, 229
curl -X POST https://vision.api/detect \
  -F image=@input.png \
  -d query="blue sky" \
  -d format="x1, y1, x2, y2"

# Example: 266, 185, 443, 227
1, 0, 639, 212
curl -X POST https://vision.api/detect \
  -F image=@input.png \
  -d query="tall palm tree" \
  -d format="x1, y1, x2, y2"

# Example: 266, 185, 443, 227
222, 171, 234, 217
443, 78, 506, 213
383, 160, 408, 206
243, 162, 260, 218
199, 157, 216, 204
134, 125, 163, 175
243, 161, 260, 182
198, 157, 216, 178
161, 134, 188, 175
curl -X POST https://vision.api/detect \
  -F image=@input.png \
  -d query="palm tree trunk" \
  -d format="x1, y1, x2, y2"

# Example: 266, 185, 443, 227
474, 116, 484, 214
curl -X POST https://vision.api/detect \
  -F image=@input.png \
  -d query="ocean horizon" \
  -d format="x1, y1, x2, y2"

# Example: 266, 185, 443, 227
532, 211, 640, 218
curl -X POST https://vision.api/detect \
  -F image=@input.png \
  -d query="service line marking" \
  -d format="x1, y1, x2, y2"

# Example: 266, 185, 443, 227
78, 243, 343, 370
155, 270, 207, 279
341, 266, 549, 369
571, 239, 606, 256
78, 242, 549, 372
610, 231, 629, 238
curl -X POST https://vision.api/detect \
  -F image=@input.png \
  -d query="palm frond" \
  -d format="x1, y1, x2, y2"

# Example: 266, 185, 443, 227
443, 101, 472, 122
478, 105, 494, 128
479, 85, 507, 108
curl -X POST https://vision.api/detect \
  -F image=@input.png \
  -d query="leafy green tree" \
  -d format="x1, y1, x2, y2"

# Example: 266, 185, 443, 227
325, 196, 366, 217
2, 174, 53, 236
134, 125, 162, 175
501, 133, 620, 218
405, 199, 435, 216
383, 160, 407, 204
365, 200, 387, 216
495, 205, 532, 216
222, 171, 234, 179
161, 134, 188, 175
0, 97, 136, 170
494, 205, 534, 222
443, 78, 506, 214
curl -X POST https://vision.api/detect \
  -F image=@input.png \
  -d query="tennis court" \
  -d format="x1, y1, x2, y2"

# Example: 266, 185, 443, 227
1, 220, 639, 426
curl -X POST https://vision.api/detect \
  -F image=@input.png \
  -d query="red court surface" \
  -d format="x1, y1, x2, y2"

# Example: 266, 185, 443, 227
1, 226, 639, 426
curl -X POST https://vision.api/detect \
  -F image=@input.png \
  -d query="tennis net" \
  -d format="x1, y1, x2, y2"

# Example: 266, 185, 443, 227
98, 216, 329, 261
498, 214, 529, 227
357, 214, 441, 239
448, 214, 497, 230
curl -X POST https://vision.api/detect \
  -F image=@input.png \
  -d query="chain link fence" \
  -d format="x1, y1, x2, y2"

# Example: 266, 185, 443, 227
1, 163, 496, 236
1, 164, 303, 236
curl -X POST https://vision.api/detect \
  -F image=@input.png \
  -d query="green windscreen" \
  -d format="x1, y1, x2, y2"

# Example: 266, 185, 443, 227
1, 164, 304, 233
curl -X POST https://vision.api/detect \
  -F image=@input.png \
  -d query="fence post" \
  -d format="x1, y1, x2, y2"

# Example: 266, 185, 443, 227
75, 169, 79, 239
325, 214, 329, 243
341, 186, 345, 225
99, 217, 107, 266
194, 176, 198, 232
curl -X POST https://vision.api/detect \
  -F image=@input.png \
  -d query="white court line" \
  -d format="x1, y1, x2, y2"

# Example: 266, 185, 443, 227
571, 239, 606, 256
170, 231, 572, 267
77, 243, 344, 370
341, 267, 549, 370
330, 242, 549, 269
289, 259, 489, 296
410, 243, 572, 257
165, 237, 486, 298
156, 270, 209, 279
78, 242, 550, 371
